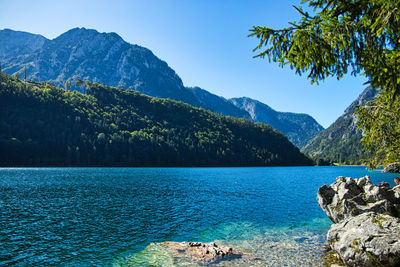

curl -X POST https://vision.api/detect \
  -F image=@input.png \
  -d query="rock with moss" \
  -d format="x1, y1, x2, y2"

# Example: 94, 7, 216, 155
318, 176, 400, 266
317, 176, 400, 223
383, 162, 400, 173
327, 212, 400, 266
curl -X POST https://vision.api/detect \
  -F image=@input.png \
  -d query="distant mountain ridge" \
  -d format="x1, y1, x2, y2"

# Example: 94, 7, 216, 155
230, 97, 324, 148
0, 27, 323, 147
301, 86, 379, 164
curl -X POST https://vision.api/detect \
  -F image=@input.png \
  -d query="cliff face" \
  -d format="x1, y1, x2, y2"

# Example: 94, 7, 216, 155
302, 86, 379, 164
230, 97, 324, 148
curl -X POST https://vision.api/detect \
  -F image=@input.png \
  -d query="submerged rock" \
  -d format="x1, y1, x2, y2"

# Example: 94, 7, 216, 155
383, 162, 400, 173
318, 176, 400, 266
158, 241, 253, 264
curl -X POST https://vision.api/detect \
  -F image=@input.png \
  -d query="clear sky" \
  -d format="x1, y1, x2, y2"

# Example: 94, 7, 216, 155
0, 0, 368, 127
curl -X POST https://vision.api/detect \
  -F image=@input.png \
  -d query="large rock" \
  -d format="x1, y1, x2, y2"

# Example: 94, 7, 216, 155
318, 176, 400, 266
317, 176, 400, 223
383, 162, 400, 173
327, 212, 400, 266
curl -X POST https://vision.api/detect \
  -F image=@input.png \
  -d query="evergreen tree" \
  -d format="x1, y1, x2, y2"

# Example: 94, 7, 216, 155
250, 0, 400, 168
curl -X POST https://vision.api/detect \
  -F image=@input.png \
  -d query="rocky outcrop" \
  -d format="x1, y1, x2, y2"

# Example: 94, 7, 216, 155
317, 176, 400, 223
328, 212, 400, 266
318, 176, 400, 266
383, 162, 400, 173
158, 241, 253, 264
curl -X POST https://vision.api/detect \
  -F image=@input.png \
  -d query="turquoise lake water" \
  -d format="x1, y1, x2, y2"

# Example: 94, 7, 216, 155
0, 167, 398, 266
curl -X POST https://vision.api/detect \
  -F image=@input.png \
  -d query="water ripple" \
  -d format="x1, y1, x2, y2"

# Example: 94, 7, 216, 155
0, 167, 396, 265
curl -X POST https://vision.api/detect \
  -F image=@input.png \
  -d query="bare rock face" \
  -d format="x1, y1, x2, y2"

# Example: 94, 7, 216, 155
317, 176, 400, 223
318, 176, 400, 266
327, 212, 400, 266
158, 241, 253, 264
383, 162, 400, 173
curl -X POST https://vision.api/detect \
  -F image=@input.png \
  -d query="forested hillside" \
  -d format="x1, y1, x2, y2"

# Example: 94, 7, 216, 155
0, 73, 312, 166
302, 86, 378, 165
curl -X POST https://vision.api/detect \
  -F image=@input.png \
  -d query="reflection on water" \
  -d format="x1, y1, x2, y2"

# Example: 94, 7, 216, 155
0, 167, 397, 265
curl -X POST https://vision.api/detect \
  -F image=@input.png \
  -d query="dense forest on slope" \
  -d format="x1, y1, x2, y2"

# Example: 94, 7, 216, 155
0, 73, 312, 166
302, 86, 378, 165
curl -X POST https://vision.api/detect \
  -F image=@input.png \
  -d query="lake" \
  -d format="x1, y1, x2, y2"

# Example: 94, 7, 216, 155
0, 167, 398, 266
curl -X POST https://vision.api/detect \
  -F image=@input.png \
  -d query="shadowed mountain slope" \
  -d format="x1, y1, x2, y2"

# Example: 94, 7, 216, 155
301, 86, 379, 164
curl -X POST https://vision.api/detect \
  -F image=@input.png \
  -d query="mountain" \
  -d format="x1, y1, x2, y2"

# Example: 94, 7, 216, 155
187, 86, 249, 118
0, 28, 200, 104
0, 28, 247, 116
229, 97, 324, 148
0, 72, 312, 166
0, 29, 46, 59
301, 86, 379, 164
0, 27, 323, 147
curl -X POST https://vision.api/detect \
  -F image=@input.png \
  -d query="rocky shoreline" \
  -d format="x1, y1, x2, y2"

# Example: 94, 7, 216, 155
317, 176, 400, 266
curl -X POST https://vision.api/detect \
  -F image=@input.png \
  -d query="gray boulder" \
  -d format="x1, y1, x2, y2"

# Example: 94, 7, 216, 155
327, 212, 400, 266
318, 176, 400, 266
383, 162, 400, 173
317, 176, 400, 223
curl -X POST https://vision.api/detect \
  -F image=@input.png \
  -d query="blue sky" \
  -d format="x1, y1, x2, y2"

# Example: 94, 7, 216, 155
0, 0, 367, 127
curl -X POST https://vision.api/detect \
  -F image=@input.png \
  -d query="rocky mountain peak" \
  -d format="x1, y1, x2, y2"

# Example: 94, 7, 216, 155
343, 86, 379, 115
0, 29, 46, 58
52, 27, 123, 47
230, 97, 276, 121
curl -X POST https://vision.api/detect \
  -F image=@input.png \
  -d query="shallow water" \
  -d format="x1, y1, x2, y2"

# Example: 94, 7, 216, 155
0, 167, 397, 266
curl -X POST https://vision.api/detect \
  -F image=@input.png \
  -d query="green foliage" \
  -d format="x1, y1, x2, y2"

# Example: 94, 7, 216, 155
356, 93, 400, 169
302, 113, 370, 165
0, 72, 312, 167
313, 157, 331, 166
250, 0, 400, 168
302, 86, 378, 165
